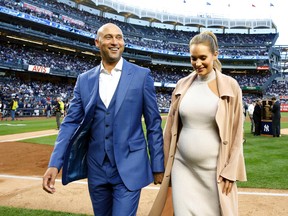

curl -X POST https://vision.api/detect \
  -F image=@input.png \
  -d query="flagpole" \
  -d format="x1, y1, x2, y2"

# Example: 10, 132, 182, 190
269, 2, 276, 33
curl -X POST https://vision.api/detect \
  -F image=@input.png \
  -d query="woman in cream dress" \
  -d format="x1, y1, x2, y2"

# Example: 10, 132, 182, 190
149, 31, 246, 216
172, 69, 221, 215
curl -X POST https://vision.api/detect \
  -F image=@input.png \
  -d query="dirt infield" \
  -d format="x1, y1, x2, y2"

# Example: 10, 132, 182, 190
0, 130, 288, 215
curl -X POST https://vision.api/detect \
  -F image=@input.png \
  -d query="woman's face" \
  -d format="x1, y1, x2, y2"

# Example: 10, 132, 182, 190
190, 43, 218, 76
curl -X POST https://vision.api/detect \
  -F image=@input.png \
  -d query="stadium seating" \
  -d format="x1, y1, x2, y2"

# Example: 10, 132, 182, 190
0, 0, 286, 114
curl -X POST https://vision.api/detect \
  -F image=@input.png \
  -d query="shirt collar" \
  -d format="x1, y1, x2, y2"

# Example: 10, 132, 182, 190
100, 57, 123, 74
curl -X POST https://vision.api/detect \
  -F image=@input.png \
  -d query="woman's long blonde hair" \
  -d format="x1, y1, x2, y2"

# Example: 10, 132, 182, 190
189, 31, 222, 72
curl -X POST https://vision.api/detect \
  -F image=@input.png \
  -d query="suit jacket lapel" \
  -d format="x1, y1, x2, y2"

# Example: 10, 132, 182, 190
88, 65, 100, 97
84, 66, 100, 121
114, 60, 133, 117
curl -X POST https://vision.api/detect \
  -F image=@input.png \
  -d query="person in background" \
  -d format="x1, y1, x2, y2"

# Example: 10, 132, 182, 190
247, 101, 255, 133
150, 31, 246, 216
253, 99, 262, 136
243, 101, 248, 126
271, 96, 281, 137
64, 99, 70, 116
46, 101, 52, 118
42, 23, 164, 216
0, 100, 4, 120
10, 97, 18, 121
53, 97, 62, 130
59, 99, 65, 117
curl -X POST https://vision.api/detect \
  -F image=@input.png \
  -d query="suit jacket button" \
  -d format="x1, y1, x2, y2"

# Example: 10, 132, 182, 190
223, 141, 228, 145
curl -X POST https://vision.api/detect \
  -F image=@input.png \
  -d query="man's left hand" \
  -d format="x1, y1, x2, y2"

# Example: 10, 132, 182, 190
153, 172, 164, 185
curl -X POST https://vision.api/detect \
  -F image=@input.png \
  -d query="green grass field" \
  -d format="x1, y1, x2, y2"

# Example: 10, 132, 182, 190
1, 114, 288, 189
0, 118, 56, 135
0, 113, 287, 215
0, 206, 89, 216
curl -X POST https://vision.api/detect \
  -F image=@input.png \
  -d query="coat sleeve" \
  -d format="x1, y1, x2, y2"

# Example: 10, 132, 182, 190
142, 70, 164, 173
220, 83, 247, 182
48, 75, 85, 170
163, 89, 177, 167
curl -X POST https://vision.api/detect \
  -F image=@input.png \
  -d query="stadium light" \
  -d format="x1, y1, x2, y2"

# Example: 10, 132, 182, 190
48, 44, 76, 52
6, 35, 43, 45
81, 51, 96, 56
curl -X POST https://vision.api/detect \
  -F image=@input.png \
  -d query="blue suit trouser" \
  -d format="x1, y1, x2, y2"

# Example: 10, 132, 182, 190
88, 158, 141, 216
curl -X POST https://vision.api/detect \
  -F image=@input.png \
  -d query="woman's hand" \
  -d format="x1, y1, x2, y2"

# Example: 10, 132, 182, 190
218, 176, 234, 195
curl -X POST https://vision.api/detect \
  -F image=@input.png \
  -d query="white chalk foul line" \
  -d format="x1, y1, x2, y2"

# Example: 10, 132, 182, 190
238, 191, 288, 197
1, 174, 288, 197
0, 132, 58, 142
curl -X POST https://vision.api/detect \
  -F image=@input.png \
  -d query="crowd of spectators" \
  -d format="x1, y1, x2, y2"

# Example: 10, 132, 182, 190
0, 43, 98, 74
228, 73, 270, 87
0, 76, 74, 117
265, 79, 288, 104
0, 0, 285, 116
0, 0, 275, 57
1, 71, 287, 118
0, 42, 274, 87
151, 70, 188, 84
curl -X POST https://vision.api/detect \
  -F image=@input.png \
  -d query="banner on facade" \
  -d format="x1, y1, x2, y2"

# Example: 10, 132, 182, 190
28, 65, 50, 73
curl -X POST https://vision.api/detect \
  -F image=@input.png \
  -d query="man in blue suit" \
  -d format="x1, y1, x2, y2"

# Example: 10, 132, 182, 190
42, 23, 164, 216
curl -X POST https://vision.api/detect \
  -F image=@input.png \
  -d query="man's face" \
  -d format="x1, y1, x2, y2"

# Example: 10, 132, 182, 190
95, 24, 125, 65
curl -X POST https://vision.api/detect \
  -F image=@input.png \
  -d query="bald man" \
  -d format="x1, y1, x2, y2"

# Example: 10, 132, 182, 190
42, 23, 164, 216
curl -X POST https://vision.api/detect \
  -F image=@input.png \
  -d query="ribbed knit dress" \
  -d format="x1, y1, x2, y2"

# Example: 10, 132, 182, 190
171, 71, 221, 216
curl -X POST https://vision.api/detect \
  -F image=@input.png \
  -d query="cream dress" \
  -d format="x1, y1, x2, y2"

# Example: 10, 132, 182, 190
171, 71, 221, 216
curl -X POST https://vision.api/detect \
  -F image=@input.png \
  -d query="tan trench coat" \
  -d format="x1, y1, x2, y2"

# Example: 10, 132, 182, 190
149, 70, 247, 216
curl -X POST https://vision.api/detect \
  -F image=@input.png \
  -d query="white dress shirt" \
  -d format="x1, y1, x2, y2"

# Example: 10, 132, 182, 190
99, 58, 123, 108
248, 103, 255, 116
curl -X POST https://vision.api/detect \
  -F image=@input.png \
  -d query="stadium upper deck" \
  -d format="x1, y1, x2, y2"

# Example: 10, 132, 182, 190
0, 0, 279, 68
0, 0, 287, 111
0, 0, 283, 96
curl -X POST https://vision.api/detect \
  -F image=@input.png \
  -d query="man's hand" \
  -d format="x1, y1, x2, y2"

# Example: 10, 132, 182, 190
153, 172, 164, 185
42, 167, 59, 194
218, 176, 234, 195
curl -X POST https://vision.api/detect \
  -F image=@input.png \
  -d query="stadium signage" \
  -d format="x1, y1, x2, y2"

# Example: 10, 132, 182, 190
0, 6, 95, 39
280, 104, 288, 112
154, 82, 162, 87
22, 3, 53, 16
257, 66, 269, 70
60, 15, 85, 27
242, 86, 261, 90
28, 65, 50, 73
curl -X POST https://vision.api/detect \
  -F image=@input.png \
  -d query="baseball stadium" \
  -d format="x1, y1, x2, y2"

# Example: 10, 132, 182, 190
0, 0, 287, 215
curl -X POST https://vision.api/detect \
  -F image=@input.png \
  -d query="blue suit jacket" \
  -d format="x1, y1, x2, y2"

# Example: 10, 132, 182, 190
49, 59, 164, 191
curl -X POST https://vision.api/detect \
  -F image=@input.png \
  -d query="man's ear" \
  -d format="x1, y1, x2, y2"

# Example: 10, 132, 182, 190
95, 39, 99, 48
